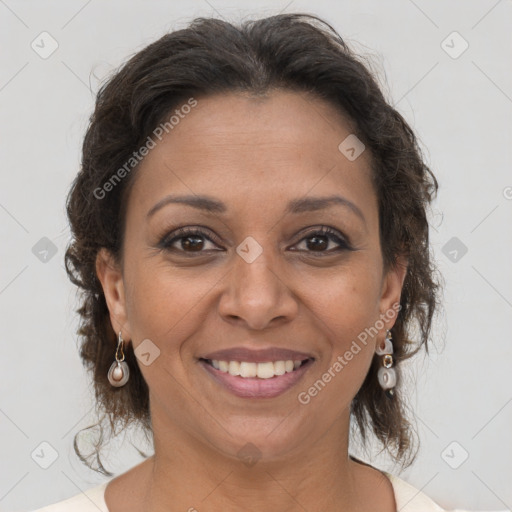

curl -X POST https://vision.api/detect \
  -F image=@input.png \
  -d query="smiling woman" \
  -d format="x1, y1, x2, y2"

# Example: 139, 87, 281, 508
29, 12, 482, 512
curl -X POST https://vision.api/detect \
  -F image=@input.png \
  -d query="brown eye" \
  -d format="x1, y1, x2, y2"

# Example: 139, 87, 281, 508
158, 227, 221, 254
178, 234, 205, 252
293, 226, 352, 254
157, 225, 352, 256
305, 234, 329, 251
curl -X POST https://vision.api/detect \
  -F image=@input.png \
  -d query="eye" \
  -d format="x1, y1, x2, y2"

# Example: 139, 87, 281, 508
291, 226, 353, 254
157, 226, 222, 254
157, 225, 353, 256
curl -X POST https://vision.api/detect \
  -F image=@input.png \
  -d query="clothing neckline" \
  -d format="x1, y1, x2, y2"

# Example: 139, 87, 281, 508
86, 460, 444, 512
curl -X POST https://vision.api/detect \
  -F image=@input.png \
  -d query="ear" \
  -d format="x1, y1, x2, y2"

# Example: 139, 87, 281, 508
95, 248, 131, 340
378, 254, 408, 328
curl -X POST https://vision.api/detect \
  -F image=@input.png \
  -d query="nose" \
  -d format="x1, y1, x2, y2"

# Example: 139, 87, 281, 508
218, 246, 298, 331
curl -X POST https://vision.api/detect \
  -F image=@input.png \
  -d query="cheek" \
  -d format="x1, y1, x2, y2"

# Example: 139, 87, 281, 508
302, 273, 381, 404
302, 258, 383, 330
299, 260, 383, 385
123, 258, 217, 345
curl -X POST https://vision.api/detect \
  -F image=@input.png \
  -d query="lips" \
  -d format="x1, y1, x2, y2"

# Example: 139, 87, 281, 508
199, 346, 315, 363
199, 357, 315, 398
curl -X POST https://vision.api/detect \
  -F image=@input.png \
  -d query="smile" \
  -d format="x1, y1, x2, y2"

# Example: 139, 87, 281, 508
204, 358, 309, 378
198, 357, 315, 398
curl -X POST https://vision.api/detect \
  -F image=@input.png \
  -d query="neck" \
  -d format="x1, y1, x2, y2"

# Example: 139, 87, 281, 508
137, 408, 375, 512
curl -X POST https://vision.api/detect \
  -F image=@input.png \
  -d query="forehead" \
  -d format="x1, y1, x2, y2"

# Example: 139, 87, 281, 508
157, 90, 360, 160
126, 90, 377, 222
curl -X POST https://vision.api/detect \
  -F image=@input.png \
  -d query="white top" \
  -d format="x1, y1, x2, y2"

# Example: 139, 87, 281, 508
28, 472, 506, 511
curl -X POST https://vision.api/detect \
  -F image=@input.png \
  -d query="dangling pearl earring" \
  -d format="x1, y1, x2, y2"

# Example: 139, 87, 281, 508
107, 331, 130, 387
375, 329, 396, 399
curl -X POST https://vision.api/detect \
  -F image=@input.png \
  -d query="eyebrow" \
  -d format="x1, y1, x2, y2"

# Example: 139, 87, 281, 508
146, 194, 366, 224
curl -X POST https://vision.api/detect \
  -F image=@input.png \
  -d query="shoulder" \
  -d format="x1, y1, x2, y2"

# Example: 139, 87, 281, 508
28, 482, 109, 512
385, 472, 481, 512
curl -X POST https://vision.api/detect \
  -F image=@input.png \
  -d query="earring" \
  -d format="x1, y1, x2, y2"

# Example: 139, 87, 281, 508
107, 331, 130, 387
375, 329, 396, 399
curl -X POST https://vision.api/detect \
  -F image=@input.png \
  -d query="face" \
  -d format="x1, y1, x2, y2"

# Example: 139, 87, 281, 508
97, 90, 406, 463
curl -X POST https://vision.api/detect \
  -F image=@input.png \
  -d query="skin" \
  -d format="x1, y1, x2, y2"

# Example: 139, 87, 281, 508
96, 89, 407, 512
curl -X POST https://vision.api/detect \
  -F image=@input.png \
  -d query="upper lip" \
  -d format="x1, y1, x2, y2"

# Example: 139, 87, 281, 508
200, 347, 315, 363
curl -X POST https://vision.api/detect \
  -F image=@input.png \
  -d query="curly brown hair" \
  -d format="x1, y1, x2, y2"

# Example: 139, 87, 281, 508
64, 13, 441, 476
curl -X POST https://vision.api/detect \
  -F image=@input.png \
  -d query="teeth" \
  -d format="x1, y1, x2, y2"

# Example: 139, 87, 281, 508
209, 359, 306, 378
256, 362, 275, 379
228, 361, 240, 376
240, 361, 257, 378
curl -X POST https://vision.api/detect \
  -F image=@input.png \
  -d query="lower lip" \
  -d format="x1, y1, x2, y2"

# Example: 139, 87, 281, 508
199, 359, 314, 399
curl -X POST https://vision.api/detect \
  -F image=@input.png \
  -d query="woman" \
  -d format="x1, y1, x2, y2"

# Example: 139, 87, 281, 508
31, 12, 474, 512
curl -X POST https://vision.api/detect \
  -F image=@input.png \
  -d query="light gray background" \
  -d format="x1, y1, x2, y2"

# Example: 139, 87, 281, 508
1, 1, 511, 511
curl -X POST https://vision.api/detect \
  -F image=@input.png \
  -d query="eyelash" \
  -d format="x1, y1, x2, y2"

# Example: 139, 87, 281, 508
157, 225, 353, 256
